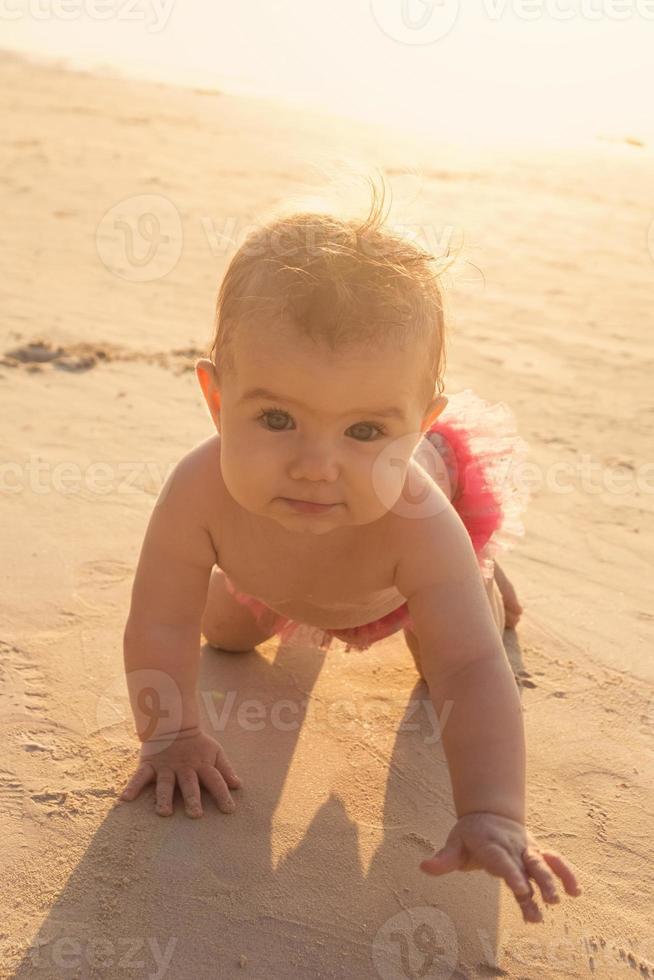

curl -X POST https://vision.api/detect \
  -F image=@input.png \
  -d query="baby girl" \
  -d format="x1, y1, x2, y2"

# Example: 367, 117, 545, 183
119, 181, 581, 924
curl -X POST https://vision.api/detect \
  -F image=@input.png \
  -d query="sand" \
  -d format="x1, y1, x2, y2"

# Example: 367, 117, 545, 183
0, 50, 652, 979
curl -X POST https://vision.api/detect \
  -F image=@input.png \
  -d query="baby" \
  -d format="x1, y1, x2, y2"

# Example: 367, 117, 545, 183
119, 183, 581, 924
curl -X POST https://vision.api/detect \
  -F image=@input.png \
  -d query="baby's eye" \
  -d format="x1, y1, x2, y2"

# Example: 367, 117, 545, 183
256, 409, 386, 441
347, 422, 386, 442
258, 409, 290, 431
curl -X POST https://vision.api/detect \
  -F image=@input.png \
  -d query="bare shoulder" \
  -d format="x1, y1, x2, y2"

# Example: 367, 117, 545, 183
125, 435, 223, 630
154, 433, 222, 554
170, 433, 222, 502
392, 459, 480, 601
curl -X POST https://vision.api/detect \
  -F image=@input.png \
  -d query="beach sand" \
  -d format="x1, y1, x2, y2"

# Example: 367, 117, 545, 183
1, 50, 652, 978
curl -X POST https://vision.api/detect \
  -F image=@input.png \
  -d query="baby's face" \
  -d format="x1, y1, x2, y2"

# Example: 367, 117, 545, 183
197, 323, 443, 538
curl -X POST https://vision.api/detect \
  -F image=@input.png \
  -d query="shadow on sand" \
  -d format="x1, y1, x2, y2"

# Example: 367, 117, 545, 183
12, 629, 527, 979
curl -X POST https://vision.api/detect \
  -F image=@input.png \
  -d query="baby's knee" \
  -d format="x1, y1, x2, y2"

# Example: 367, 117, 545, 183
201, 566, 277, 651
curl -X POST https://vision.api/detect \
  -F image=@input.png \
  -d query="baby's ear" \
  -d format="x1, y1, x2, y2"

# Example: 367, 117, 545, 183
195, 358, 221, 425
420, 395, 448, 432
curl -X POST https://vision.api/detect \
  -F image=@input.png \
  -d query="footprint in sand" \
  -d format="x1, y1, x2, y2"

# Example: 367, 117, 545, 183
0, 768, 27, 821
2, 338, 205, 375
618, 946, 652, 976
0, 640, 48, 718
71, 559, 132, 616
1, 340, 100, 372
76, 559, 132, 590
515, 668, 537, 689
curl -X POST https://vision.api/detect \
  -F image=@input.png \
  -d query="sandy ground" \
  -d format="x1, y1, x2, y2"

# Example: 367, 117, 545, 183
1, 50, 653, 979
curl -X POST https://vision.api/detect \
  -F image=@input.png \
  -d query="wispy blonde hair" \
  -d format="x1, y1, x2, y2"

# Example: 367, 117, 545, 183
208, 165, 462, 410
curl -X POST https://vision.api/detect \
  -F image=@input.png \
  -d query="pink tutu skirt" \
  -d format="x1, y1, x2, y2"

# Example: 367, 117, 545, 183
223, 389, 531, 653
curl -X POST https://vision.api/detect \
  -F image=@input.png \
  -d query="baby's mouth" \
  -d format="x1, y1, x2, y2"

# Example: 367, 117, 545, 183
280, 497, 339, 513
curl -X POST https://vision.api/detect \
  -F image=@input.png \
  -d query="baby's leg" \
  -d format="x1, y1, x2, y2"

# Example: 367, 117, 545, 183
404, 625, 425, 680
403, 574, 505, 680
486, 573, 506, 634
493, 561, 524, 628
201, 566, 279, 652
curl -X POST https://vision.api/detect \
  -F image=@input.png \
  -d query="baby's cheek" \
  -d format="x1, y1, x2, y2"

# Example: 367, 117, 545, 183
220, 452, 261, 505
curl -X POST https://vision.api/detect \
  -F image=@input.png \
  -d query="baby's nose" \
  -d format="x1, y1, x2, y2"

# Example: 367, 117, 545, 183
288, 444, 340, 482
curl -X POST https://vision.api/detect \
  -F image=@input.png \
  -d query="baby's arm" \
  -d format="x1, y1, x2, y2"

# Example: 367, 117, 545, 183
119, 443, 241, 817
396, 491, 581, 922
398, 500, 525, 819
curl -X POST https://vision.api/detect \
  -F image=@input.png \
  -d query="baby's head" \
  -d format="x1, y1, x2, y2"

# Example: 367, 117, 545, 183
197, 176, 457, 537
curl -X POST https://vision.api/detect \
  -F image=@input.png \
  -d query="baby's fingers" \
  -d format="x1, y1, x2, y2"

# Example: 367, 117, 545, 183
479, 843, 543, 923
155, 766, 176, 816
198, 764, 237, 813
120, 762, 155, 801
522, 847, 562, 906
540, 849, 583, 897
514, 882, 543, 924
176, 766, 204, 818
214, 744, 242, 790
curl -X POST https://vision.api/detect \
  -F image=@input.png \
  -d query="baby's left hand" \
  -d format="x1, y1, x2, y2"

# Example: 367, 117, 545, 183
419, 811, 582, 923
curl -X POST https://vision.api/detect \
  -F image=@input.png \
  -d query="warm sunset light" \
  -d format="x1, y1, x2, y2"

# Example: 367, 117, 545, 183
2, 2, 651, 976
3, 0, 653, 147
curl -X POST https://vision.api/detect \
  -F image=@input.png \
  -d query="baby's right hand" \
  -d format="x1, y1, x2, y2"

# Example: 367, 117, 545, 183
119, 726, 242, 818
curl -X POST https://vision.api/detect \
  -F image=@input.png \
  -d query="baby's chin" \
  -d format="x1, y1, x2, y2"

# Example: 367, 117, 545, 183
269, 502, 348, 534
278, 519, 343, 537
229, 494, 358, 533
270, 501, 391, 536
